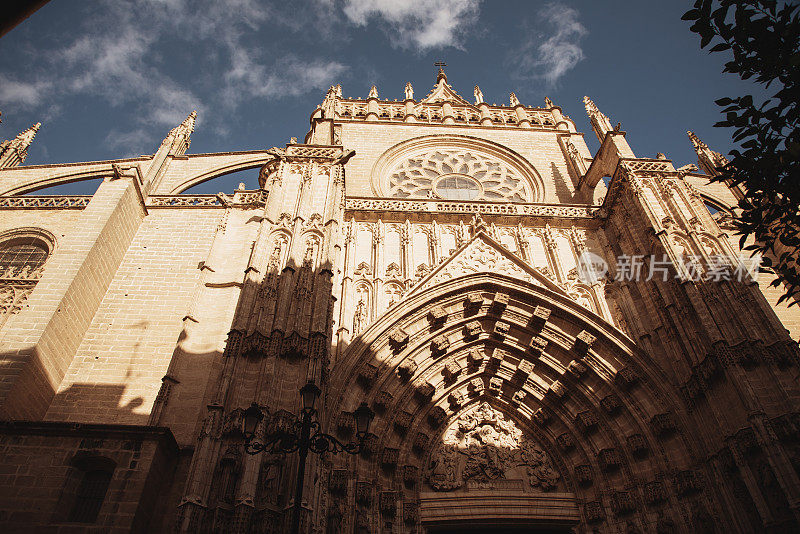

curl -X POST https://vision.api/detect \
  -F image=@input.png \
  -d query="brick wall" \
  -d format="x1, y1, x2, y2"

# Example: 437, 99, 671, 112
0, 177, 146, 419
45, 208, 222, 426
0, 421, 178, 534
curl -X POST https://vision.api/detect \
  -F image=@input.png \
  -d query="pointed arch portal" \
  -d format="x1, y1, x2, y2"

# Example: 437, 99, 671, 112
325, 272, 699, 532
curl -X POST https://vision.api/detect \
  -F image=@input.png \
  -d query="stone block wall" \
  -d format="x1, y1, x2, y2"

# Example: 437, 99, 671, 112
0, 421, 178, 534
44, 208, 222, 426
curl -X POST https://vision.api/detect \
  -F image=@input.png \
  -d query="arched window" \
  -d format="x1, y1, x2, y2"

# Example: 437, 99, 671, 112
0, 231, 53, 324
54, 455, 115, 524
0, 235, 48, 279
68, 469, 113, 522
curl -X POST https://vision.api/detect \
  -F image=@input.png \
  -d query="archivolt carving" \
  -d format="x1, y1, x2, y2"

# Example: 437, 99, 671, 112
428, 402, 560, 492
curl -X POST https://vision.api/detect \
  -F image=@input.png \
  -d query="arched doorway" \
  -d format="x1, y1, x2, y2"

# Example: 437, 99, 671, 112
322, 273, 709, 533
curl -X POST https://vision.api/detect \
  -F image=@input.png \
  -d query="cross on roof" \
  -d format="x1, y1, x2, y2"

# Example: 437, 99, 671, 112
434, 61, 447, 68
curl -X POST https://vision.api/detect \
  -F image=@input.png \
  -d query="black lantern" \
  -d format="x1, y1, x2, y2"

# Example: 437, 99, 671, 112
353, 402, 374, 437
300, 380, 321, 413
242, 381, 373, 534
243, 402, 263, 439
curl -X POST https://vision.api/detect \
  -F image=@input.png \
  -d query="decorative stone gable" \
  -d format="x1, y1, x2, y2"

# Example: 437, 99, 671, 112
427, 402, 561, 492
407, 232, 563, 298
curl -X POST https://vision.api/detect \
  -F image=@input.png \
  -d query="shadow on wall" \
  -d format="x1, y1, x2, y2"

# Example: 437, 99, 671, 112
46, 382, 147, 425
550, 162, 575, 204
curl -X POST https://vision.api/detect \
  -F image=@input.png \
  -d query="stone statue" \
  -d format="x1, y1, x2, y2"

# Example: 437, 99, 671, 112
368, 85, 378, 99
352, 297, 367, 335
474, 85, 484, 105
544, 96, 554, 108
427, 402, 560, 491
404, 82, 413, 100
509, 92, 520, 107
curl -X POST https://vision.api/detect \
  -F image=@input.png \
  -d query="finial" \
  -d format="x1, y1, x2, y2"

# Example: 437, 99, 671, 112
583, 96, 613, 141
404, 82, 413, 100
544, 96, 554, 108
335, 84, 342, 97
16, 122, 41, 148
368, 85, 378, 99
509, 92, 520, 107
183, 110, 197, 133
687, 130, 706, 150
474, 85, 484, 105
434, 61, 447, 83
687, 130, 727, 175
0, 122, 42, 168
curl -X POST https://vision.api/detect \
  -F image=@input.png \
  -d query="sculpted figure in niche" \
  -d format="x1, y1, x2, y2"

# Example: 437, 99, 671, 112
427, 402, 560, 492
352, 297, 367, 335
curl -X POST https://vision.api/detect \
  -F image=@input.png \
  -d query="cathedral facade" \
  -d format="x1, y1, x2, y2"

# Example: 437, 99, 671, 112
0, 70, 799, 533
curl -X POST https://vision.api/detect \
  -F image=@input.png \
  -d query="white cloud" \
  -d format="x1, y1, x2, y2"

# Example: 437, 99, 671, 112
3, 0, 346, 151
0, 76, 53, 107
104, 128, 154, 157
342, 0, 481, 50
517, 3, 587, 85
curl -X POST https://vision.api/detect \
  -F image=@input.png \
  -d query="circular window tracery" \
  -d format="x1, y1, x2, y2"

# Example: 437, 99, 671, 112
386, 147, 532, 202
434, 174, 481, 201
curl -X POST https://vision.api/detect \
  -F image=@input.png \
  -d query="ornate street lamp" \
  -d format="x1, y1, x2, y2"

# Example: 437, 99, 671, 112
242, 380, 374, 534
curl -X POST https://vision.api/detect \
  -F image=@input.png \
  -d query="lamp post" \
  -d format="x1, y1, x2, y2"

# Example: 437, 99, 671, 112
242, 380, 374, 534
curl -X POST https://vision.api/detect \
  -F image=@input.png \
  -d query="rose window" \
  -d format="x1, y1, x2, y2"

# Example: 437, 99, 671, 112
387, 149, 531, 202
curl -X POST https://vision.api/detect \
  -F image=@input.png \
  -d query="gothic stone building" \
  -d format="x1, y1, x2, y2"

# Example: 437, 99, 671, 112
0, 70, 799, 533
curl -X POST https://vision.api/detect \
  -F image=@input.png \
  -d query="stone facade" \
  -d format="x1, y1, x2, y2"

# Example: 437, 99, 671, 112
0, 69, 799, 533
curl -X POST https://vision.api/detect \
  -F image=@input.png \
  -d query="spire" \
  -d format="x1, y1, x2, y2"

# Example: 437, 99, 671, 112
161, 111, 196, 156
0, 122, 41, 168
583, 96, 613, 142
145, 111, 198, 192
175, 110, 197, 139
321, 85, 338, 117
688, 131, 728, 176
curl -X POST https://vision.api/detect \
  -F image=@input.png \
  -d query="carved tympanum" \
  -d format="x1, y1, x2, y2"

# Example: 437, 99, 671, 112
427, 402, 560, 492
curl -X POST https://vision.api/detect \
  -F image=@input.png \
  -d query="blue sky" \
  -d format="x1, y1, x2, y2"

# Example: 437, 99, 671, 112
0, 0, 765, 194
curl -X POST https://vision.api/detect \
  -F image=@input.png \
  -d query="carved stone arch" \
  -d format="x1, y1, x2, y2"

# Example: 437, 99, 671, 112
369, 134, 545, 202
382, 281, 404, 311
0, 167, 114, 196
352, 281, 373, 337
169, 155, 273, 194
699, 192, 735, 215
668, 231, 696, 260
325, 273, 699, 531
566, 282, 598, 314
695, 232, 723, 258
0, 226, 57, 253
298, 231, 323, 268
266, 230, 291, 266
